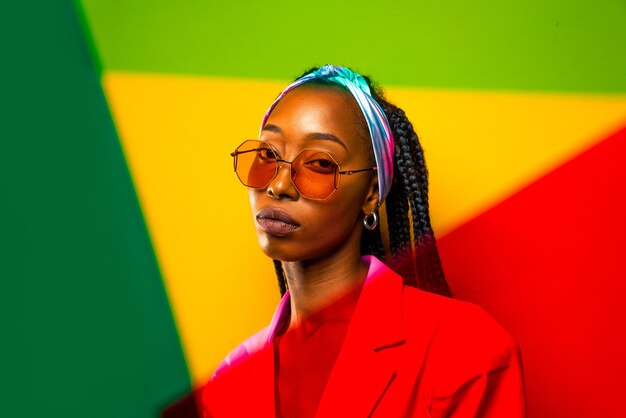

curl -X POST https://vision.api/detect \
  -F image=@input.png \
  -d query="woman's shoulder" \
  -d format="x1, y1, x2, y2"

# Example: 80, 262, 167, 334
402, 285, 521, 373
403, 285, 509, 329
399, 286, 527, 414
202, 326, 275, 416
367, 255, 520, 365
208, 326, 271, 383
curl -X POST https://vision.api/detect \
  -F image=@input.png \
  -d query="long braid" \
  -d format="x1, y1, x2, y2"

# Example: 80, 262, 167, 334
384, 170, 415, 286
378, 100, 450, 296
273, 259, 287, 297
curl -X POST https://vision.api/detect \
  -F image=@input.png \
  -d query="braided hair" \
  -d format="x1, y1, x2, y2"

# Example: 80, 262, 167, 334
272, 67, 451, 298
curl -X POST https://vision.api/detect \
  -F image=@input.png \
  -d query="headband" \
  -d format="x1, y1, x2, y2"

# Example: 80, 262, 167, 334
260, 64, 395, 207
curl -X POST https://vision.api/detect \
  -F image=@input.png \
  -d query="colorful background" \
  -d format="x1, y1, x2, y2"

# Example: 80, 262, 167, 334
3, 1, 625, 417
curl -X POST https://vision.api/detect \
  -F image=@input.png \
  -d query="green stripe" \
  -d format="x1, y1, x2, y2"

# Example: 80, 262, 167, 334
1, 2, 190, 417
80, 0, 626, 93
74, 0, 103, 76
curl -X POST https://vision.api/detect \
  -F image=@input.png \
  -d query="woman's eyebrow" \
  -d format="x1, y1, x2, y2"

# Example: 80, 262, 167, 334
262, 123, 282, 134
262, 123, 348, 150
304, 132, 348, 151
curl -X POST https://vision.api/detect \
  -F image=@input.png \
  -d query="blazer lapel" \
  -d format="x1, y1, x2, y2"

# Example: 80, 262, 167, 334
241, 290, 292, 417
314, 256, 406, 417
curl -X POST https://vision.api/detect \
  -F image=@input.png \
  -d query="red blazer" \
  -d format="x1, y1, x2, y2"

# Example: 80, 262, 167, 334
202, 256, 527, 417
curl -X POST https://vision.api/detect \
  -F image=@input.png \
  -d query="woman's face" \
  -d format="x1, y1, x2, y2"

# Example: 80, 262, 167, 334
248, 84, 378, 262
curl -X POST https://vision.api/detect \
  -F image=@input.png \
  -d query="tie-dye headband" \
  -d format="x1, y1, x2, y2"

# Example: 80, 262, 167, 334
260, 64, 395, 207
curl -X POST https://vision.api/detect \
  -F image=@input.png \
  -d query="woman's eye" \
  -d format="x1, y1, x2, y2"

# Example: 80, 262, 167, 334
316, 159, 334, 168
256, 148, 276, 160
305, 158, 337, 173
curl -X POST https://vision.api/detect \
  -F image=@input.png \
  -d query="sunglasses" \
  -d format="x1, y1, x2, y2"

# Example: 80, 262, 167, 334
230, 140, 377, 200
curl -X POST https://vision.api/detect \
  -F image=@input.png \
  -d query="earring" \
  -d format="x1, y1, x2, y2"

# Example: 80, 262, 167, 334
363, 210, 379, 231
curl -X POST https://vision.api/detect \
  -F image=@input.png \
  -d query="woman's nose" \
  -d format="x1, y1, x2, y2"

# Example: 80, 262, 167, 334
267, 163, 298, 200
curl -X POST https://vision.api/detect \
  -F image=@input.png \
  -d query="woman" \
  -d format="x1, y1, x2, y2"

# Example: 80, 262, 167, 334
202, 65, 526, 417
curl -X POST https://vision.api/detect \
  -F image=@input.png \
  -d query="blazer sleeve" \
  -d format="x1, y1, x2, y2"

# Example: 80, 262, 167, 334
202, 327, 271, 418
202, 345, 249, 418
426, 304, 527, 418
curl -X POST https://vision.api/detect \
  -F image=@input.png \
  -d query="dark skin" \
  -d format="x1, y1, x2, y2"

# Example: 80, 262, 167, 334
249, 84, 380, 333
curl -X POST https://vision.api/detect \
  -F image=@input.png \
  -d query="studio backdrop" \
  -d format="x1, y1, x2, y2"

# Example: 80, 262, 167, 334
3, 1, 625, 417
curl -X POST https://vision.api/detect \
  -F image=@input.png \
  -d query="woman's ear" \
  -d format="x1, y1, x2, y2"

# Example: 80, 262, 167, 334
361, 175, 379, 215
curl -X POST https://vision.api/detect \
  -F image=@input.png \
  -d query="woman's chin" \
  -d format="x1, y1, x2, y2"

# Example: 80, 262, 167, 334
258, 243, 304, 262
258, 239, 344, 264
257, 235, 329, 263
256, 233, 300, 262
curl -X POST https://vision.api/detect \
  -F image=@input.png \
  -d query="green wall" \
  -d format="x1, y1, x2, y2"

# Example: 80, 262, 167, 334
2, 2, 190, 417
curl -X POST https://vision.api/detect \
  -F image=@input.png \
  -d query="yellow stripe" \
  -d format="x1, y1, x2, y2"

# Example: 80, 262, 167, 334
386, 87, 626, 235
102, 73, 286, 384
102, 71, 626, 383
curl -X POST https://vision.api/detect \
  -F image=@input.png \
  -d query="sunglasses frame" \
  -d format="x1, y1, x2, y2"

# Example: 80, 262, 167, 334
230, 139, 377, 200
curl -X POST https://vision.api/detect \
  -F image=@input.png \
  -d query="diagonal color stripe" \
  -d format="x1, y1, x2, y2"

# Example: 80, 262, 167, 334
101, 71, 626, 383
102, 73, 286, 384
2, 4, 191, 418
438, 124, 626, 417
80, 0, 626, 93
387, 88, 626, 236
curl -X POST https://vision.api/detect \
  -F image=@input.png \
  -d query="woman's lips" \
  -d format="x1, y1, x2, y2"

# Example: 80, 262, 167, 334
256, 208, 300, 236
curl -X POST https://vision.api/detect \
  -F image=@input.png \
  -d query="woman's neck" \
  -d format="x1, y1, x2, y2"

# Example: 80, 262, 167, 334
282, 245, 368, 332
